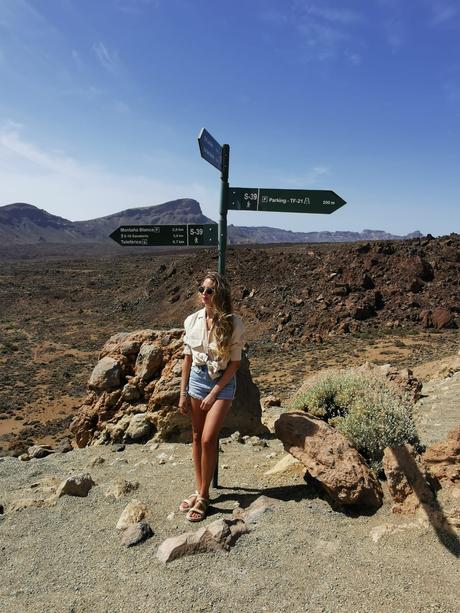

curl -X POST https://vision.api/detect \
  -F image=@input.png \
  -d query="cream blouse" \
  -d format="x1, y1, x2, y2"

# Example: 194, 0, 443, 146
183, 308, 245, 379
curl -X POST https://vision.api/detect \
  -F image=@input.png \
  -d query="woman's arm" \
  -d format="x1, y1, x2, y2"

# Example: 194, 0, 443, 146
178, 354, 192, 415
200, 360, 240, 411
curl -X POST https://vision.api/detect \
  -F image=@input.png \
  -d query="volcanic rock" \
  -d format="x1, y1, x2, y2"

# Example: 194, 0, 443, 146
116, 499, 148, 530
275, 412, 383, 510
27, 445, 55, 459
120, 521, 153, 547
383, 445, 436, 514
70, 329, 266, 447
421, 308, 457, 329
423, 426, 460, 485
88, 357, 122, 391
104, 479, 139, 499
57, 473, 95, 498
157, 517, 248, 563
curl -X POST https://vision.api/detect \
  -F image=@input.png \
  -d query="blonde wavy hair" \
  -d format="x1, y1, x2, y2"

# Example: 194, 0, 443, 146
200, 271, 233, 361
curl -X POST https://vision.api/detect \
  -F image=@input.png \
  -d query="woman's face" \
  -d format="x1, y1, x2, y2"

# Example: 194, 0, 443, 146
200, 277, 216, 308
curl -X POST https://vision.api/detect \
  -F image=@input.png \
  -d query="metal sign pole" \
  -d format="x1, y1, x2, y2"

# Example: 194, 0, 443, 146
213, 143, 229, 489
218, 144, 229, 276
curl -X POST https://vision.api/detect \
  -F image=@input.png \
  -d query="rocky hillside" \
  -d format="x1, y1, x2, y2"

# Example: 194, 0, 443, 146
146, 234, 459, 343
0, 201, 422, 247
228, 224, 423, 244
0, 200, 213, 245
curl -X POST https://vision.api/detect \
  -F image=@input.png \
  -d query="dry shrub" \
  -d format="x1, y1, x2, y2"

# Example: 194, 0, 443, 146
291, 371, 419, 467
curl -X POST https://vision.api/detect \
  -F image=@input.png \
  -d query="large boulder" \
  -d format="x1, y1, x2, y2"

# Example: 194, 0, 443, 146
274, 412, 383, 510
88, 356, 123, 391
423, 426, 460, 486
384, 431, 460, 532
70, 329, 266, 447
421, 307, 458, 330
383, 445, 436, 514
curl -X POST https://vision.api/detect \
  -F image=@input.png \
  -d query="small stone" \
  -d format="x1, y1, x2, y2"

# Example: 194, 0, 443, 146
120, 521, 153, 547
112, 444, 125, 453
19, 454, 30, 462
230, 431, 243, 443
167, 512, 175, 521
116, 499, 148, 530
156, 517, 248, 563
265, 453, 300, 475
28, 445, 55, 459
222, 464, 230, 469
57, 473, 95, 498
104, 479, 139, 499
57, 437, 73, 453
89, 456, 105, 467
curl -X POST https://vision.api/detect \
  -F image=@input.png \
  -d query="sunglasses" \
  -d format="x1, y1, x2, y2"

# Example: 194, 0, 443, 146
198, 286, 215, 295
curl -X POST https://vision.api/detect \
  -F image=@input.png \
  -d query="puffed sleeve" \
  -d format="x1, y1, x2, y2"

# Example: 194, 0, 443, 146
183, 314, 192, 355
230, 315, 245, 361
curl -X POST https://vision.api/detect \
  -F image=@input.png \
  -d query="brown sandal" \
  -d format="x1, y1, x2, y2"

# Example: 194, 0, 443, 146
179, 491, 198, 513
186, 496, 209, 522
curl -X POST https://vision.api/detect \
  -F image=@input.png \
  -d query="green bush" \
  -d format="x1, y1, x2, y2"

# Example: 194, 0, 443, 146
291, 371, 419, 467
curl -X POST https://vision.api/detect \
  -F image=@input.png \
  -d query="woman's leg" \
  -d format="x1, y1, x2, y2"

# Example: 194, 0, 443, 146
187, 399, 232, 521
190, 396, 207, 493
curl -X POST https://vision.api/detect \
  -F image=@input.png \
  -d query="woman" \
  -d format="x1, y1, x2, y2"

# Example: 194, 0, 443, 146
178, 271, 245, 522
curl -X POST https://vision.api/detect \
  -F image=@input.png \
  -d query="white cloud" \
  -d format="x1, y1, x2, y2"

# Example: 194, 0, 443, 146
304, 4, 363, 26
289, 2, 364, 62
92, 41, 119, 74
0, 123, 217, 221
429, 0, 458, 24
280, 165, 331, 187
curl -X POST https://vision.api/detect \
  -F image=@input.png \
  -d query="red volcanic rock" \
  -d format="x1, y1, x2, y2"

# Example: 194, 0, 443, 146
274, 412, 383, 510
431, 307, 458, 329
383, 445, 435, 514
421, 308, 457, 329
70, 329, 266, 447
423, 427, 460, 486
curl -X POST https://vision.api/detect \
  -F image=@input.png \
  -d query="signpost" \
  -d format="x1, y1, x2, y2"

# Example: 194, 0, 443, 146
108, 130, 348, 490
197, 128, 229, 276
197, 126, 348, 489
198, 128, 223, 172
228, 188, 346, 214
109, 224, 218, 247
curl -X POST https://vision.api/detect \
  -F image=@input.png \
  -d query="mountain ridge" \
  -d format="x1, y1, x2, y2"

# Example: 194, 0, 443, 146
0, 201, 423, 245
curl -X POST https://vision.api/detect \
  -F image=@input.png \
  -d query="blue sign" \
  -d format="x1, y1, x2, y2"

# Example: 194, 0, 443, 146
198, 128, 222, 171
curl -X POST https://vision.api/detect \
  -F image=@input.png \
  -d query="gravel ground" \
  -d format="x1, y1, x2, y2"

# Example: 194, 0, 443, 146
1, 422, 459, 613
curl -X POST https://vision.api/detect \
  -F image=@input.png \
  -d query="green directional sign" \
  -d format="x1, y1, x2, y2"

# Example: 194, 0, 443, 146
109, 224, 218, 247
228, 188, 346, 214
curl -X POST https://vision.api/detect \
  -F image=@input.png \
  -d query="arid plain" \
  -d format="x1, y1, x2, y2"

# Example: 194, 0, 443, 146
0, 235, 458, 456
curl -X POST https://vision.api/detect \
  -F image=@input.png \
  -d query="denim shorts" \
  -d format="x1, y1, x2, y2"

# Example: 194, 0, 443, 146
188, 364, 236, 401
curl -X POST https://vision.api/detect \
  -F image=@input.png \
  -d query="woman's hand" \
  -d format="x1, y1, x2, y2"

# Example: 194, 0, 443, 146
178, 395, 191, 415
200, 390, 218, 412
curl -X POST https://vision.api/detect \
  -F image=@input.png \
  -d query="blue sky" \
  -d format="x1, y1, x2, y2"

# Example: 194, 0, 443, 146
0, 0, 459, 236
